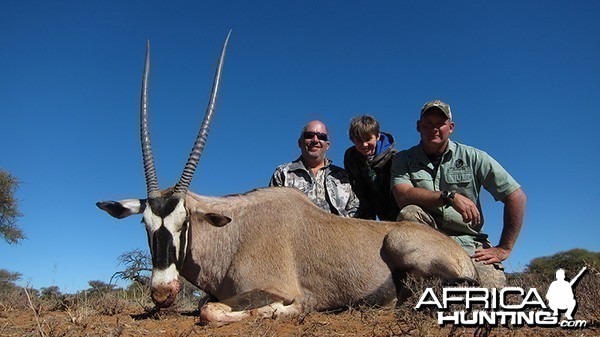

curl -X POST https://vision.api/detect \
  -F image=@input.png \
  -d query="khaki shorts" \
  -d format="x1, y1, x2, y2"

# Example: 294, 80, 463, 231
398, 205, 507, 288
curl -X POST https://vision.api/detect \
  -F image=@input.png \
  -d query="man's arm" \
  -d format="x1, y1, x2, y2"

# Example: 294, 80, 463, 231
268, 167, 284, 187
473, 187, 526, 264
392, 183, 482, 225
392, 183, 442, 209
345, 189, 360, 218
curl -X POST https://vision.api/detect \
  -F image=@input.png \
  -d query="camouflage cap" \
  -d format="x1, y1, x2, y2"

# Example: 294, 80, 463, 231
420, 100, 452, 120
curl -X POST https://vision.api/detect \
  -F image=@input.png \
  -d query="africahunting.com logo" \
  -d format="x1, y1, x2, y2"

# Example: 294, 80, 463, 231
415, 267, 589, 328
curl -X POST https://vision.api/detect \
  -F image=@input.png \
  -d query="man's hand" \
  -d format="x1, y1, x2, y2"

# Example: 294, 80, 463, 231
473, 246, 510, 264
451, 193, 481, 226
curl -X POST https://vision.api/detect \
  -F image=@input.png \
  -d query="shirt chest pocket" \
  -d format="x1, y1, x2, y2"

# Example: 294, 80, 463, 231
289, 175, 311, 192
444, 170, 473, 188
410, 171, 433, 189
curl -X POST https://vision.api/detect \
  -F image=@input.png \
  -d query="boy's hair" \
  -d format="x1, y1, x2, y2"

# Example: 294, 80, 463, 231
349, 115, 380, 142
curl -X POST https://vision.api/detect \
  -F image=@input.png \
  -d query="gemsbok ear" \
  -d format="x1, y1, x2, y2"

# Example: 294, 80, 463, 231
96, 199, 147, 219
191, 208, 231, 227
204, 213, 232, 227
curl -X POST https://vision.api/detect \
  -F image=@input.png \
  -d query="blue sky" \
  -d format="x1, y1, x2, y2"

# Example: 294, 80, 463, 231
1, 1, 598, 293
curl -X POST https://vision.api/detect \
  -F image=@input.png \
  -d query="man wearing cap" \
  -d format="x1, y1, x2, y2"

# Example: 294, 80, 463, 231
390, 100, 526, 288
270, 120, 359, 218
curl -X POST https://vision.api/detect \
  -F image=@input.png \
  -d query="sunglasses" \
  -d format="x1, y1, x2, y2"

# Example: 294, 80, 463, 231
302, 131, 329, 141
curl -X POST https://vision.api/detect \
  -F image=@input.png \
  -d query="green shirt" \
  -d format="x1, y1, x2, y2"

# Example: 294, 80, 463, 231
391, 140, 520, 239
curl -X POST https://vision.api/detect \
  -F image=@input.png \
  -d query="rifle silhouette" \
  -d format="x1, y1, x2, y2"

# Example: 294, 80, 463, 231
569, 267, 587, 286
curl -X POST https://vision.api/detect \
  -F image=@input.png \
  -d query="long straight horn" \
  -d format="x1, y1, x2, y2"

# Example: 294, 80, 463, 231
173, 30, 231, 196
140, 39, 161, 199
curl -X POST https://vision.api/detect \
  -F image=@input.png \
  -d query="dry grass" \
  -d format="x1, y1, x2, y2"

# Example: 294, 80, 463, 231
0, 272, 598, 337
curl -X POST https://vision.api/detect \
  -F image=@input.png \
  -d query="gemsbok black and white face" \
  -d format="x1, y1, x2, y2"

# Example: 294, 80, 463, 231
97, 32, 231, 308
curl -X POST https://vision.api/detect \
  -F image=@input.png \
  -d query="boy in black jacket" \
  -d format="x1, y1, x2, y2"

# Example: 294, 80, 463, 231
344, 115, 399, 221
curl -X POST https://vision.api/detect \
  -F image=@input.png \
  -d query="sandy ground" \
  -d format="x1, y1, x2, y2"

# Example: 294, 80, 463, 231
1, 304, 597, 337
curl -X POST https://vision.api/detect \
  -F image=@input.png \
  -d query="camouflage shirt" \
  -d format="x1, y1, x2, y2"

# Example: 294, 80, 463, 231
269, 157, 359, 217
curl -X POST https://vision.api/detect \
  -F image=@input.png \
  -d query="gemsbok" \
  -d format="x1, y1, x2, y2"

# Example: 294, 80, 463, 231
97, 32, 478, 324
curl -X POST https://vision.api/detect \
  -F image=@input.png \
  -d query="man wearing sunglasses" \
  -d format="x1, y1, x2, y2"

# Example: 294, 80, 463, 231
390, 100, 526, 288
269, 120, 359, 217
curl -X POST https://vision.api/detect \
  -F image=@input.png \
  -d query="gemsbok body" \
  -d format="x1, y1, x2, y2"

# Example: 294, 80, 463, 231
97, 33, 478, 324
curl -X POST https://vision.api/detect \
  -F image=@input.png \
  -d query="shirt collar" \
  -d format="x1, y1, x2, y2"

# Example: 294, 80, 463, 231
290, 156, 332, 172
416, 140, 456, 164
446, 140, 457, 156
